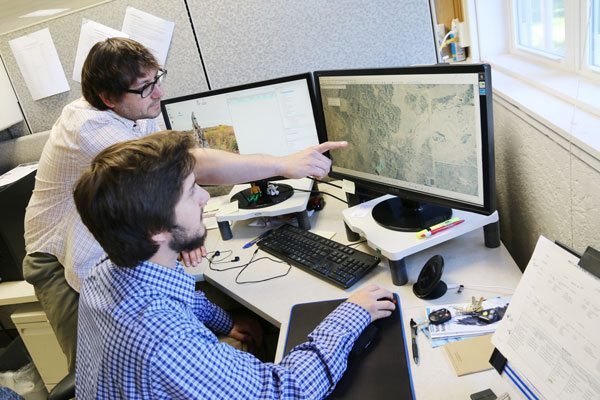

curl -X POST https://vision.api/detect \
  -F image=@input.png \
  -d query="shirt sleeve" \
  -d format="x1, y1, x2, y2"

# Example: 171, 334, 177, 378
150, 301, 370, 399
190, 290, 233, 335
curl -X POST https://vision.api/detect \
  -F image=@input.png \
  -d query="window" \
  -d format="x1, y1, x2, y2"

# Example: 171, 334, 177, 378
515, 0, 565, 58
511, 0, 599, 78
592, 0, 600, 68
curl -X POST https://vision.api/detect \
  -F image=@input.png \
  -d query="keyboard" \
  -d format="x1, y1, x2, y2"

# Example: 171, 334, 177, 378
257, 224, 380, 288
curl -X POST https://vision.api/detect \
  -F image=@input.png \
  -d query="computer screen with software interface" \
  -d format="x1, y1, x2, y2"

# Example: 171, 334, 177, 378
160, 73, 321, 157
314, 64, 495, 231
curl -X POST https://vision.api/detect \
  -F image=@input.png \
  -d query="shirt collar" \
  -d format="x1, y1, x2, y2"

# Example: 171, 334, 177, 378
121, 260, 195, 306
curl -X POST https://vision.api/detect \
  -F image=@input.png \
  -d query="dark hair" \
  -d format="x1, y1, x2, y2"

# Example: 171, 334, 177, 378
74, 131, 198, 268
81, 37, 160, 110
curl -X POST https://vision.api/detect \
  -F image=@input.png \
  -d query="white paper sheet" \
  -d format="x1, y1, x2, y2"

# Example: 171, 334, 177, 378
121, 7, 174, 66
8, 28, 69, 100
492, 236, 600, 399
72, 20, 128, 82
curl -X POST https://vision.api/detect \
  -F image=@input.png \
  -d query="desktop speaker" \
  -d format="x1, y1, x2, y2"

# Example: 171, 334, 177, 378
412, 255, 447, 300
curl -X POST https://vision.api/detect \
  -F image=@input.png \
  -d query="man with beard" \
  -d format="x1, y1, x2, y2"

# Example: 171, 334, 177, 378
23, 37, 346, 372
73, 130, 395, 399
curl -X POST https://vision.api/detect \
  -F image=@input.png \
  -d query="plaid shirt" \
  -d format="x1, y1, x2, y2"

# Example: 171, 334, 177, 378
76, 258, 370, 399
24, 98, 158, 291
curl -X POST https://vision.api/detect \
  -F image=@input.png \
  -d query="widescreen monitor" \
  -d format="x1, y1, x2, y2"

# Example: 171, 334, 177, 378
161, 73, 322, 209
314, 64, 496, 231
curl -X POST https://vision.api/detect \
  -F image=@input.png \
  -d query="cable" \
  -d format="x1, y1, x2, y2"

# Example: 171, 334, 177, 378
447, 283, 514, 294
283, 188, 348, 204
307, 177, 343, 189
233, 249, 291, 284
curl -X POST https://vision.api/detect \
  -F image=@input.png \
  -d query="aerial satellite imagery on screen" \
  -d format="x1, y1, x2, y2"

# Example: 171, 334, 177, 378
322, 83, 479, 197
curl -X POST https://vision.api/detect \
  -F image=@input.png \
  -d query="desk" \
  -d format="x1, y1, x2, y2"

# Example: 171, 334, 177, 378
190, 182, 523, 399
0, 280, 36, 306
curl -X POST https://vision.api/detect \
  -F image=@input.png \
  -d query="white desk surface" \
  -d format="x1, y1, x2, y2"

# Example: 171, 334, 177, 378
189, 182, 524, 399
0, 280, 37, 306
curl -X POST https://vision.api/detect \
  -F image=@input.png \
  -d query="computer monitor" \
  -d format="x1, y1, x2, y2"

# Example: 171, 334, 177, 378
161, 73, 322, 209
314, 64, 496, 231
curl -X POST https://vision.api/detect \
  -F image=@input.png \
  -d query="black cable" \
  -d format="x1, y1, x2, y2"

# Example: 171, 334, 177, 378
279, 187, 348, 205
307, 177, 343, 189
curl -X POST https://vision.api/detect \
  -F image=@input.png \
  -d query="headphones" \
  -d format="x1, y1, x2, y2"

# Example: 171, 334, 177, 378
209, 250, 240, 263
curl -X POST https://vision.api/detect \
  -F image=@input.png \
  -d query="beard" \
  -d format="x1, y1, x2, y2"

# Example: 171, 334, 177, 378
168, 224, 206, 253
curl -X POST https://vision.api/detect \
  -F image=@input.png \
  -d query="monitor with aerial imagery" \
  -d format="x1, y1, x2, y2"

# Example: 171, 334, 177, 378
314, 64, 496, 232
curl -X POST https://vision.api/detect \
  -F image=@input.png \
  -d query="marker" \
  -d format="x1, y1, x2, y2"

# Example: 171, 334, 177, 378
242, 229, 273, 249
416, 217, 464, 239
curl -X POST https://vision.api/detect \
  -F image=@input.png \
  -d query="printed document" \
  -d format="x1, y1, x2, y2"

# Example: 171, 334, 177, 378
492, 236, 600, 399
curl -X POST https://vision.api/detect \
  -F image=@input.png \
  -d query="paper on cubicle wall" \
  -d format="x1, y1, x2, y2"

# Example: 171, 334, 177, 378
72, 20, 128, 82
492, 236, 600, 399
8, 28, 70, 100
121, 7, 174, 66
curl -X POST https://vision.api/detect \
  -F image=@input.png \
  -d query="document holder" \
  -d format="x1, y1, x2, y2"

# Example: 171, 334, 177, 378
283, 294, 415, 400
489, 239, 600, 399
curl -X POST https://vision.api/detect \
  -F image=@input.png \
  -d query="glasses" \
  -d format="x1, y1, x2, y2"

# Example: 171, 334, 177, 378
124, 68, 167, 98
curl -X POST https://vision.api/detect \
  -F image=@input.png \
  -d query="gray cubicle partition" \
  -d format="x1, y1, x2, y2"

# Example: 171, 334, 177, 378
0, 0, 436, 134
187, 0, 437, 89
0, 0, 207, 134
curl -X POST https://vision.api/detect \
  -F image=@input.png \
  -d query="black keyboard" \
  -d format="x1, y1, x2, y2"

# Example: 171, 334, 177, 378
257, 224, 380, 288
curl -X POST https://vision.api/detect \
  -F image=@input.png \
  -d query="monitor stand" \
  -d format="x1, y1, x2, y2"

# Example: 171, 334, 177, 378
372, 197, 452, 232
215, 178, 313, 240
342, 194, 500, 286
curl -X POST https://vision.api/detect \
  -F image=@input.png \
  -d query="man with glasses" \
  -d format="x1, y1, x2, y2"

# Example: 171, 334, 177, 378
23, 37, 345, 373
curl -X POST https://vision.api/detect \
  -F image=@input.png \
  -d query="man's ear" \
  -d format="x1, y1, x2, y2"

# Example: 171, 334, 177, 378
151, 231, 170, 245
98, 92, 116, 109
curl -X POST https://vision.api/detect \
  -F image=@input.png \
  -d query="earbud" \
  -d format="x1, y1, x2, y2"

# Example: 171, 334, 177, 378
231, 256, 240, 262
214, 251, 221, 256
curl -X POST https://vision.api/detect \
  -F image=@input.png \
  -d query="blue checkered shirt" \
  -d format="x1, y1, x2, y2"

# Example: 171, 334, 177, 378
76, 258, 371, 399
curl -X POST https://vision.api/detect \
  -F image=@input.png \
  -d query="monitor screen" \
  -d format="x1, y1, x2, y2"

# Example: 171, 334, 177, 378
314, 64, 495, 231
161, 73, 322, 209
161, 73, 321, 156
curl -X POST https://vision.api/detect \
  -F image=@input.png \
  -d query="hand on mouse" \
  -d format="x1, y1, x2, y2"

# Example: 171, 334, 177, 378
347, 285, 396, 322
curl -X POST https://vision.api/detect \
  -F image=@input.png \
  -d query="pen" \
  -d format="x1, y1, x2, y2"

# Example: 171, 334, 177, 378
242, 229, 273, 249
416, 217, 464, 239
410, 318, 419, 365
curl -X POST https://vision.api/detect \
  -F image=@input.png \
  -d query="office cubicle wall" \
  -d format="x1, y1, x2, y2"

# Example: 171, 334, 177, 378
0, 0, 436, 133
187, 0, 436, 89
0, 0, 208, 134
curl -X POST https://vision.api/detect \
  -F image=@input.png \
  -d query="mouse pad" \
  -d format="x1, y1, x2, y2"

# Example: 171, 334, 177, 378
283, 294, 415, 400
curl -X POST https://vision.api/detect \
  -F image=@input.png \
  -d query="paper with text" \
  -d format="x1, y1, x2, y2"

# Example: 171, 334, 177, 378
121, 7, 174, 66
9, 28, 69, 100
72, 20, 128, 82
492, 236, 600, 399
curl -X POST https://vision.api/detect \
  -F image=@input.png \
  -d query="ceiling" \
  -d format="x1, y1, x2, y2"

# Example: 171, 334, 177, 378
0, 0, 109, 35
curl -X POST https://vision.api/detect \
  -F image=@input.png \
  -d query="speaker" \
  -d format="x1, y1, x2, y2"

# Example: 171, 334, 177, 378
412, 255, 447, 300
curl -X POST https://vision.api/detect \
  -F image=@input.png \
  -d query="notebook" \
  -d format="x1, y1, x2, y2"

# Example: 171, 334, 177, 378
283, 293, 415, 399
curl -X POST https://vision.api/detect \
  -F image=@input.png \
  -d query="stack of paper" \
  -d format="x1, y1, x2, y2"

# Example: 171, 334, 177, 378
427, 296, 510, 340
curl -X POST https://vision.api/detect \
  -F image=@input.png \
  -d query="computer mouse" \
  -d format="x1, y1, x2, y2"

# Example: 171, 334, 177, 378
349, 324, 378, 359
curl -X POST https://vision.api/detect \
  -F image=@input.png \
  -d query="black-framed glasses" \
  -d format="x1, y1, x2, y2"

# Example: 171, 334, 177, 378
124, 68, 167, 98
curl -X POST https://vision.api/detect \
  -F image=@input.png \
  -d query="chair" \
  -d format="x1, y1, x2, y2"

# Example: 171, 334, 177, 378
47, 372, 75, 400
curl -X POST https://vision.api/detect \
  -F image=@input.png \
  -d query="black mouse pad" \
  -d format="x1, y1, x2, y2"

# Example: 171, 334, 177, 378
283, 294, 415, 400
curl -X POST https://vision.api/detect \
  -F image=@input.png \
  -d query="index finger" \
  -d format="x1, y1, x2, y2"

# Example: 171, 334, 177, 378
314, 141, 348, 154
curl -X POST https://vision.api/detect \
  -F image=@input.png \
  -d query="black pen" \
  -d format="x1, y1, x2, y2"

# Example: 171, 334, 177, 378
410, 318, 419, 365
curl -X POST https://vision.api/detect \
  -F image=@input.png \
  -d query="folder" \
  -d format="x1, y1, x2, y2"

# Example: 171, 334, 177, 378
443, 334, 495, 376
283, 294, 415, 400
